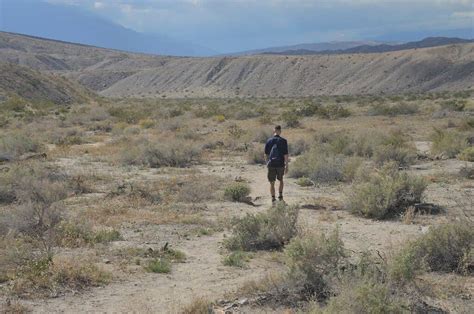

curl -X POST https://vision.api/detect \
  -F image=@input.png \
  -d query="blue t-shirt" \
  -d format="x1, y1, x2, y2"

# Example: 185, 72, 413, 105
264, 135, 289, 167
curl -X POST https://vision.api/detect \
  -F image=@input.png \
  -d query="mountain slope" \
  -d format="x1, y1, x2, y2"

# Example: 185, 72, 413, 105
0, 62, 92, 104
0, 32, 472, 98
0, 0, 215, 56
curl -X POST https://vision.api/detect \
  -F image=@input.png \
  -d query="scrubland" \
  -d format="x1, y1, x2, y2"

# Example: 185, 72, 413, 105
0, 91, 473, 313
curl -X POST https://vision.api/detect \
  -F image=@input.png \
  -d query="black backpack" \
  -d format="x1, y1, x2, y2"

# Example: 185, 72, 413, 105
267, 138, 282, 167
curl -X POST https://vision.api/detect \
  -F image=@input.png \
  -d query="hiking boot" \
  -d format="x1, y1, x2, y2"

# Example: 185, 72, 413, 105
272, 197, 276, 204
278, 195, 283, 201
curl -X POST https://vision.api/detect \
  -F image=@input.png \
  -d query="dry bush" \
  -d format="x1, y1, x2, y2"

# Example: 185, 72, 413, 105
458, 147, 474, 162
224, 203, 298, 251
430, 128, 468, 158
390, 222, 473, 283
346, 163, 427, 219
285, 229, 346, 300
246, 147, 265, 165
11, 255, 110, 298
289, 138, 309, 156
120, 138, 201, 168
253, 128, 273, 143
0, 132, 42, 160
175, 175, 223, 204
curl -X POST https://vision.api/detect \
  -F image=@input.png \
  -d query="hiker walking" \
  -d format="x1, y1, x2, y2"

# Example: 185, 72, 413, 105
264, 125, 289, 203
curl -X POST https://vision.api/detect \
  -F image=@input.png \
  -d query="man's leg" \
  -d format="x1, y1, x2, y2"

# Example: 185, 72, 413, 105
277, 168, 284, 201
270, 181, 276, 198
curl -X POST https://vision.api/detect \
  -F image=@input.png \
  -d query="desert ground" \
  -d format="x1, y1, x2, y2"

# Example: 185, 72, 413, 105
0, 92, 473, 313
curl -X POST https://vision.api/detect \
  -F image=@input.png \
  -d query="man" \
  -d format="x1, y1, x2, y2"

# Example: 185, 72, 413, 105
264, 125, 289, 203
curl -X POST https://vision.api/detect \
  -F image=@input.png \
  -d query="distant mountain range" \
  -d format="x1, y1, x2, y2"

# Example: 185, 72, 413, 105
262, 37, 474, 55
0, 0, 216, 57
1, 32, 472, 99
222, 41, 395, 56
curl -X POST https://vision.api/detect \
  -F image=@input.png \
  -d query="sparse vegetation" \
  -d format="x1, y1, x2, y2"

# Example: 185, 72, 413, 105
430, 128, 468, 158
223, 251, 250, 268
224, 182, 251, 202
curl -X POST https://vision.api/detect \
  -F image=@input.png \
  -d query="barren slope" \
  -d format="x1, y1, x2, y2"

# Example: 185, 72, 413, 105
1, 32, 473, 98
0, 62, 91, 104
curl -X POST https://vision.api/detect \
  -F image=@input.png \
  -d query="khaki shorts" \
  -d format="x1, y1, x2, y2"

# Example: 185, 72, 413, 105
267, 167, 285, 182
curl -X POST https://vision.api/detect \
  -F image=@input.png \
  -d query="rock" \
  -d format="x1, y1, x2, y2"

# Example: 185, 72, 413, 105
238, 298, 249, 305
0, 155, 12, 163
102, 259, 112, 264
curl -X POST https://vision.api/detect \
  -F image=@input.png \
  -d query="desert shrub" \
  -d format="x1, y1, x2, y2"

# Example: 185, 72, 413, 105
146, 258, 171, 273
253, 128, 273, 143
51, 128, 85, 146
289, 138, 309, 156
317, 104, 351, 119
439, 99, 466, 112
281, 111, 300, 128
347, 163, 427, 219
458, 117, 474, 131
373, 145, 415, 168
121, 139, 201, 168
11, 256, 110, 297
225, 203, 298, 251
390, 223, 473, 282
139, 118, 155, 129
223, 251, 250, 268
430, 128, 468, 158
458, 147, 474, 162
234, 108, 260, 120
285, 229, 346, 300
289, 148, 348, 184
368, 102, 418, 116
223, 182, 251, 202
319, 277, 407, 314
108, 106, 148, 124
175, 176, 222, 204
0, 132, 42, 159
296, 177, 314, 187
246, 148, 265, 165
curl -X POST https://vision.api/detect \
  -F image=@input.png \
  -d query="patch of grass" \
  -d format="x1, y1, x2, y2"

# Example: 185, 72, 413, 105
368, 102, 419, 116
225, 203, 298, 251
390, 223, 473, 283
430, 128, 468, 158
145, 258, 171, 273
223, 182, 251, 202
0, 132, 42, 159
281, 111, 301, 128
346, 163, 427, 219
223, 251, 250, 268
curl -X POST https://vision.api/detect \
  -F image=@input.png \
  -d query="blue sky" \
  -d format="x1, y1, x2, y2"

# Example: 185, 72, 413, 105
24, 0, 474, 52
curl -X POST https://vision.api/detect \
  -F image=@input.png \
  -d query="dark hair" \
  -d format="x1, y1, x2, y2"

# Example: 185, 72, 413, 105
274, 125, 282, 131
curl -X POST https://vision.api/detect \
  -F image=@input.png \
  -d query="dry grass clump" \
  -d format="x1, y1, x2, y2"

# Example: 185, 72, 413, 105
55, 221, 122, 248
224, 203, 298, 251
120, 138, 201, 168
222, 251, 251, 268
346, 163, 427, 220
458, 147, 474, 162
430, 128, 468, 158
389, 222, 473, 283
181, 297, 213, 314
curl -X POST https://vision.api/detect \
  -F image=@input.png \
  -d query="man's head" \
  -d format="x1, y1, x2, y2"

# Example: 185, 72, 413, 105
274, 125, 282, 135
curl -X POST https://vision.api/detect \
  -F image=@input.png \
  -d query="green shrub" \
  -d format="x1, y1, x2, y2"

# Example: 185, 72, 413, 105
146, 258, 171, 273
390, 223, 473, 282
347, 164, 427, 219
296, 177, 314, 187
225, 203, 298, 251
458, 147, 474, 162
285, 229, 346, 300
430, 128, 468, 158
223, 251, 250, 268
373, 145, 415, 168
281, 111, 300, 128
224, 182, 251, 202
317, 104, 351, 119
93, 230, 122, 244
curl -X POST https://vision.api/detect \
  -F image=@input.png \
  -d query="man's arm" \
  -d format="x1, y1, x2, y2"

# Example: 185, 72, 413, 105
284, 154, 289, 174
